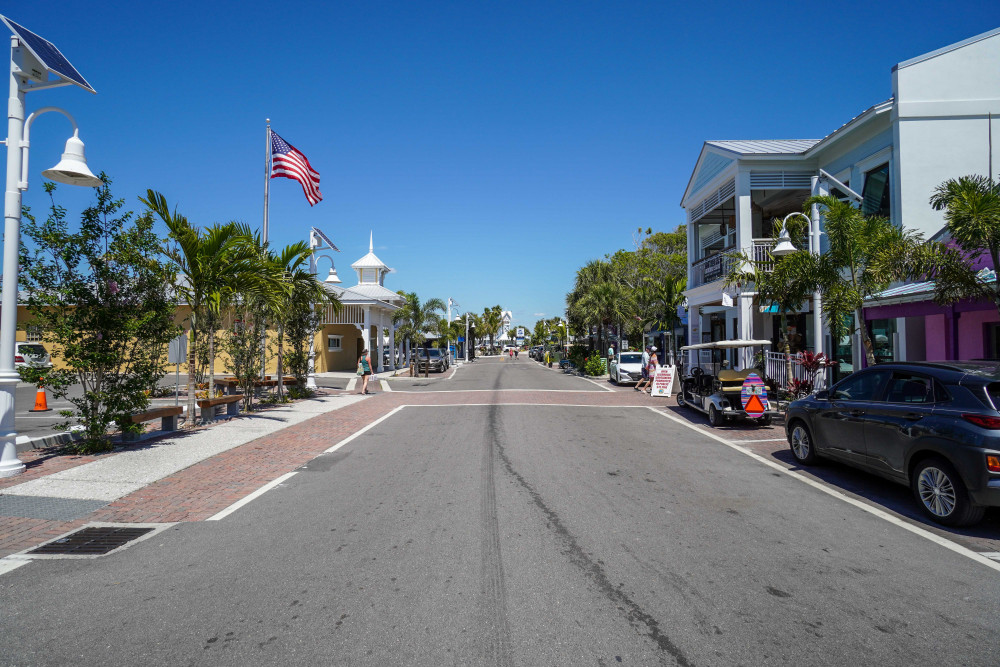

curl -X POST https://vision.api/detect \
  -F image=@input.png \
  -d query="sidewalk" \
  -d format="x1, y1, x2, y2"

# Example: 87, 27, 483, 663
0, 389, 366, 559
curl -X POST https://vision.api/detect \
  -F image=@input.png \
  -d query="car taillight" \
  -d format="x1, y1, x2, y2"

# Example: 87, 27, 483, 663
987, 456, 1000, 473
962, 414, 1000, 429
14, 355, 23, 363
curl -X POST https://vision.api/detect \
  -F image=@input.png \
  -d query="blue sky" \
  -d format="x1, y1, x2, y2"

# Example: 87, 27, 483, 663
10, 1, 999, 328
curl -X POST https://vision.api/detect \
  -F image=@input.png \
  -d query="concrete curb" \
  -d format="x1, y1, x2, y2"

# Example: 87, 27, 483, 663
15, 431, 82, 454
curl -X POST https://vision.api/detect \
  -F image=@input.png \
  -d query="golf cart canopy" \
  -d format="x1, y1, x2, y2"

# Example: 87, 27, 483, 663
680, 339, 772, 351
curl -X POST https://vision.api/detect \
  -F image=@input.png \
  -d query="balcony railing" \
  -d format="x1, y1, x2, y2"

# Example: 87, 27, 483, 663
691, 239, 777, 288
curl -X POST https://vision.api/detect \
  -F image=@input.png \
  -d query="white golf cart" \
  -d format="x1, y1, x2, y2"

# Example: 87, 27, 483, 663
676, 339, 780, 427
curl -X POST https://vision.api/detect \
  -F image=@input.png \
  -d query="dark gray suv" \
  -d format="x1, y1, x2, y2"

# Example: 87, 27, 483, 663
786, 361, 1000, 526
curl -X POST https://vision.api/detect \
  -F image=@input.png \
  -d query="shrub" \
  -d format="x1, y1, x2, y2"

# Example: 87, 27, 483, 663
583, 355, 606, 376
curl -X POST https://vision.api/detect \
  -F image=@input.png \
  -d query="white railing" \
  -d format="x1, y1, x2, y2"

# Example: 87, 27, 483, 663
765, 351, 828, 391
751, 239, 774, 272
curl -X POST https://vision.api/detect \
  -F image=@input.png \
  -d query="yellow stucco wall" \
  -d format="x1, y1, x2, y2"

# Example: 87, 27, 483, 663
14, 305, 379, 375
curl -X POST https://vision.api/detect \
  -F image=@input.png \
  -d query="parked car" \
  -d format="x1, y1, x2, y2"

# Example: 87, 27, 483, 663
14, 342, 53, 370
414, 348, 447, 373
786, 361, 1000, 526
608, 351, 644, 385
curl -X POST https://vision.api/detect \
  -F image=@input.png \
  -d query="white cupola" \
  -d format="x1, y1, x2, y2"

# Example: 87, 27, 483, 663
350, 231, 391, 286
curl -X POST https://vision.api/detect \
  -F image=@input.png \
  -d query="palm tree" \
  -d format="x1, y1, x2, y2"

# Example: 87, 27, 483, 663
806, 195, 929, 366
142, 191, 259, 423
573, 280, 629, 359
724, 214, 816, 388
480, 305, 503, 354
928, 174, 1000, 317
393, 293, 446, 376
264, 241, 339, 400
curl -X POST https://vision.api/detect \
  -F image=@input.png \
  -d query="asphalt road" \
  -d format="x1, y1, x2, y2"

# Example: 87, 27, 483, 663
2, 358, 998, 665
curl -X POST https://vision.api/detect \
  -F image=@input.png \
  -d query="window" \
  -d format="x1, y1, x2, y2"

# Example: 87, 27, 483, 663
862, 163, 890, 218
327, 335, 342, 352
987, 323, 1000, 360
832, 369, 890, 401
885, 372, 934, 404
25, 325, 42, 342
361, 269, 376, 283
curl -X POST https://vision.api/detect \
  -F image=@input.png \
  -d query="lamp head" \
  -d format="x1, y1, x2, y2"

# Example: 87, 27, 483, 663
324, 266, 342, 284
41, 133, 102, 187
771, 228, 798, 257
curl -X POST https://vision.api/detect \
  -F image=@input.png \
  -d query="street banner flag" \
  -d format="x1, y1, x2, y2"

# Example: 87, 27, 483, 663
270, 130, 323, 206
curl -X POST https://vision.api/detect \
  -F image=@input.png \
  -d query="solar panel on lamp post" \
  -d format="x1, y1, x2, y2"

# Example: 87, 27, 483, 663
0, 20, 99, 477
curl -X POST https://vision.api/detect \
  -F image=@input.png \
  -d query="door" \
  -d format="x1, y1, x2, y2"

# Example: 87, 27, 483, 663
863, 371, 936, 480
811, 369, 890, 464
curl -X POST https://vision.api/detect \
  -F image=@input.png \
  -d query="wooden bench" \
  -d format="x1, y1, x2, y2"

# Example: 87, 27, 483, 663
124, 406, 184, 441
197, 394, 243, 420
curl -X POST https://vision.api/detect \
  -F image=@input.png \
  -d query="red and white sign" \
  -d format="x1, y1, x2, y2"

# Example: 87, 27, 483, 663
650, 365, 676, 397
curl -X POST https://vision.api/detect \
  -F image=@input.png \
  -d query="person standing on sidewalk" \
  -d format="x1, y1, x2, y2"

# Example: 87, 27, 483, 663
358, 348, 373, 394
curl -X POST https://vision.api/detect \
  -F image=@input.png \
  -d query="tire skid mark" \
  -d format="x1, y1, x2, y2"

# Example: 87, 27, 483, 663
494, 410, 693, 667
480, 393, 513, 667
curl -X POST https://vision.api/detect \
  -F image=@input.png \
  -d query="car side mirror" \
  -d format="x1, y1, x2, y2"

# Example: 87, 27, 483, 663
814, 390, 830, 400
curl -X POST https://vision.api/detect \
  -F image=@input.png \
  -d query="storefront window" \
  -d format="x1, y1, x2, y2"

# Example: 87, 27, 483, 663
987, 323, 1000, 360
868, 319, 896, 364
832, 314, 855, 382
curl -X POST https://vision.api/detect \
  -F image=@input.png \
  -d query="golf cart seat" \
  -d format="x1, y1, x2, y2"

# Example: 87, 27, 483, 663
717, 369, 752, 392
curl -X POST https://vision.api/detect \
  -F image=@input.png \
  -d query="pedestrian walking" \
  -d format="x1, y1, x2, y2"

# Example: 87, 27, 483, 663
358, 348, 373, 394
644, 347, 659, 394
635, 346, 651, 391
514, 349, 519, 359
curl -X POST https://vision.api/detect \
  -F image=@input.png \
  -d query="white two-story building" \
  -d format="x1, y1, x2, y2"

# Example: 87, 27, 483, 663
681, 26, 1000, 379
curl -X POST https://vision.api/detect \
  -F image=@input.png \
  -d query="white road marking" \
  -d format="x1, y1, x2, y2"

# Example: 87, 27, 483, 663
0, 558, 30, 576
380, 379, 392, 392
346, 377, 357, 391
580, 376, 615, 392
728, 437, 788, 443
324, 405, 407, 454
650, 406, 1000, 574
207, 472, 298, 521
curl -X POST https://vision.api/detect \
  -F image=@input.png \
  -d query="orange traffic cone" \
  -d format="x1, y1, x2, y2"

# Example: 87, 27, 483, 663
29, 384, 51, 412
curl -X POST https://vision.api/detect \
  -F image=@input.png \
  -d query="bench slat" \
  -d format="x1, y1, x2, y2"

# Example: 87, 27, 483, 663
131, 406, 183, 423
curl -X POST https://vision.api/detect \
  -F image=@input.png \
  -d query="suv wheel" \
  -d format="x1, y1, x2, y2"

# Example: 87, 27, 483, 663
911, 457, 985, 527
788, 421, 817, 465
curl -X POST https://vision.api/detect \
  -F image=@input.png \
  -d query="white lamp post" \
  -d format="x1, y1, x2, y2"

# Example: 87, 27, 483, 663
1, 33, 100, 477
769, 210, 824, 357
306, 227, 340, 390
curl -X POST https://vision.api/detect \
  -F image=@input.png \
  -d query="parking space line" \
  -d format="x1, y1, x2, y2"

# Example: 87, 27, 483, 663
207, 472, 298, 521
648, 406, 1000, 573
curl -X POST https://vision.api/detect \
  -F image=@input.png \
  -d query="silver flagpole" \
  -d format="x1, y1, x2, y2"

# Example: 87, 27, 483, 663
261, 119, 271, 381
263, 118, 271, 243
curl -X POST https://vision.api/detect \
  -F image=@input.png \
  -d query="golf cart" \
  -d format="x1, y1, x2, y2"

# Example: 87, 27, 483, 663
676, 339, 780, 427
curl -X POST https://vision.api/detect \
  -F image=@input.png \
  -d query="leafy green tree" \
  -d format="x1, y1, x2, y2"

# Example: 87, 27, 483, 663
19, 178, 179, 452
928, 174, 1000, 317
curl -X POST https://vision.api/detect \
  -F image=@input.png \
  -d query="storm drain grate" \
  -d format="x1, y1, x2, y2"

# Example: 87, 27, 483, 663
28, 526, 154, 556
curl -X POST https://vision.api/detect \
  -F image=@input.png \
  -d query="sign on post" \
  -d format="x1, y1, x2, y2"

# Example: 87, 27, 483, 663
650, 365, 676, 397
168, 334, 187, 364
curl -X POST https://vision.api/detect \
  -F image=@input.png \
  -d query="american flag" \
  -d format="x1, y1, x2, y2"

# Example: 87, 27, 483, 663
270, 130, 323, 206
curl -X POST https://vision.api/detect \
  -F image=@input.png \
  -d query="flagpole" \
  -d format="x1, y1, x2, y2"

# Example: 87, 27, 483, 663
263, 118, 271, 243
261, 119, 271, 382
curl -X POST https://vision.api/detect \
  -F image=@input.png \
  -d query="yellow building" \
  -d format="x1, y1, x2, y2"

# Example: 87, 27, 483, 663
12, 235, 404, 376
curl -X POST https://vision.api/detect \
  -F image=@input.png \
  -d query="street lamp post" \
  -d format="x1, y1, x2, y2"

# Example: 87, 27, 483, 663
771, 210, 824, 357
1, 32, 101, 477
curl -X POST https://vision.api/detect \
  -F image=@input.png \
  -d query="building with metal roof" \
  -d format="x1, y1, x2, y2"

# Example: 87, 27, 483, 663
680, 25, 1000, 377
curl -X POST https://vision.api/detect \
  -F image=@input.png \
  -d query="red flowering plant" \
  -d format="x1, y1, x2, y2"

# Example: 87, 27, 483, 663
788, 351, 837, 399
